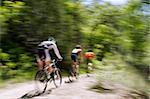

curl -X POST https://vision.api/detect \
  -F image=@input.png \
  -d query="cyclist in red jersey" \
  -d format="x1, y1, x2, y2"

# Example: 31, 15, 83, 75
85, 49, 95, 76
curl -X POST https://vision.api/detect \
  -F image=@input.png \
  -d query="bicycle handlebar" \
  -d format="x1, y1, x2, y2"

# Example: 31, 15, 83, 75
52, 59, 62, 64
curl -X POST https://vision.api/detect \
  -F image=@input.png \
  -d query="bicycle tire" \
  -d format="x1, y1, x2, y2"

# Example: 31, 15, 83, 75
53, 69, 62, 88
68, 66, 78, 81
34, 70, 49, 93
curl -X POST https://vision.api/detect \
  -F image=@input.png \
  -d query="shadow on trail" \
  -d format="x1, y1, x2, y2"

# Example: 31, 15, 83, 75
19, 87, 56, 99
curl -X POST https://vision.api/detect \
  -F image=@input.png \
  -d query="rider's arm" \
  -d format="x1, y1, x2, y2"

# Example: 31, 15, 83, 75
92, 52, 96, 59
79, 51, 83, 63
52, 43, 62, 59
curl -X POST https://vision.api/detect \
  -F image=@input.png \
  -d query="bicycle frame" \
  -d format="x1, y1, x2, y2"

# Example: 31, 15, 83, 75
44, 59, 58, 74
35, 59, 62, 92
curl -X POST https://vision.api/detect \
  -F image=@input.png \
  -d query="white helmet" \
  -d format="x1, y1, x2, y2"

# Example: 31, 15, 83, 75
48, 37, 56, 43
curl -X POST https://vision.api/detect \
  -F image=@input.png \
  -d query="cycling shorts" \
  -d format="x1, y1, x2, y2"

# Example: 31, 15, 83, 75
71, 53, 78, 62
37, 46, 51, 62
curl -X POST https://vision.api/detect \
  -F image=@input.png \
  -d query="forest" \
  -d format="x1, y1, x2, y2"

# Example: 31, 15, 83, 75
0, 0, 150, 97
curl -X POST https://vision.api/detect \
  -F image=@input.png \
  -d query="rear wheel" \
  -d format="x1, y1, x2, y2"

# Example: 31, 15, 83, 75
53, 69, 62, 88
34, 70, 49, 93
76, 65, 79, 78
68, 65, 78, 81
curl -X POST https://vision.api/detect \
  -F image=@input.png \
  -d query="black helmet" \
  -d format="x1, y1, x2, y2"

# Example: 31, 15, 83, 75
48, 37, 56, 43
88, 49, 93, 52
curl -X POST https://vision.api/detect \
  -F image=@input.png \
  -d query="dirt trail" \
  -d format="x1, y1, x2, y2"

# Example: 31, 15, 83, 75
0, 75, 123, 99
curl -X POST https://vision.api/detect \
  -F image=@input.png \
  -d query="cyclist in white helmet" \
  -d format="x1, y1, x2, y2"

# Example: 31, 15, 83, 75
36, 37, 63, 74
70, 45, 83, 81
71, 45, 83, 66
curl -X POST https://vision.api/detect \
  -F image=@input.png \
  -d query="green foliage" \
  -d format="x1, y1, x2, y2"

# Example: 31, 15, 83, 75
19, 54, 32, 62
0, 47, 34, 80
6, 62, 16, 68
94, 53, 149, 93
83, 0, 149, 73
0, 49, 10, 61
0, 1, 26, 37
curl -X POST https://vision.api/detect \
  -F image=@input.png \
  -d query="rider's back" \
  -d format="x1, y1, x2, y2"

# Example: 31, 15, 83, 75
85, 52, 94, 59
38, 41, 55, 49
72, 48, 82, 54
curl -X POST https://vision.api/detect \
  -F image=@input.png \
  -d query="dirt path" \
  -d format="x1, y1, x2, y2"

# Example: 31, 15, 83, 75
0, 75, 122, 99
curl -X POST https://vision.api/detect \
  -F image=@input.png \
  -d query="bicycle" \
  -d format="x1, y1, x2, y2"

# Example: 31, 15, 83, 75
67, 61, 80, 82
34, 59, 62, 93
86, 62, 93, 77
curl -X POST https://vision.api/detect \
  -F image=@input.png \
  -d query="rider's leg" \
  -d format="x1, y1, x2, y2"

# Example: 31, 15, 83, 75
70, 54, 79, 81
37, 48, 44, 70
45, 49, 53, 74
71, 60, 77, 74
72, 59, 79, 80
45, 60, 53, 73
37, 59, 43, 70
71, 54, 76, 74
86, 59, 89, 73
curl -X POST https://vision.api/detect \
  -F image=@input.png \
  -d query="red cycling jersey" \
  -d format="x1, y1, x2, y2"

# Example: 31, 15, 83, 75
85, 52, 94, 59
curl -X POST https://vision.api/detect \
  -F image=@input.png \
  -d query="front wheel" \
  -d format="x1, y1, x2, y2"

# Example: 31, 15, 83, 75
34, 70, 49, 93
53, 69, 62, 88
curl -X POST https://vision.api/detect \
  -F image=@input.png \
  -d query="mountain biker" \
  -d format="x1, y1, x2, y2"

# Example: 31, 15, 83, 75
85, 49, 95, 76
71, 45, 83, 67
85, 49, 95, 65
69, 45, 83, 81
36, 37, 63, 74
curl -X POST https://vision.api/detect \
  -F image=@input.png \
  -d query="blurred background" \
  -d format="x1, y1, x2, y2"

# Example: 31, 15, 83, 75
0, 0, 149, 97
